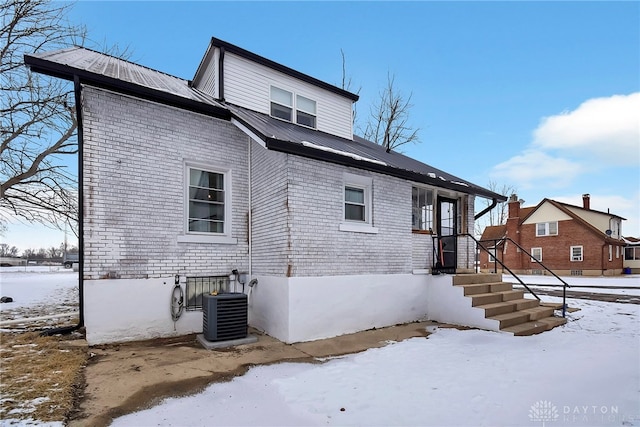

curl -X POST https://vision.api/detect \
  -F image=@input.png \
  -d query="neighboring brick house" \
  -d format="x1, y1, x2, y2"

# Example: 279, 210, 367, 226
479, 194, 626, 276
25, 38, 505, 345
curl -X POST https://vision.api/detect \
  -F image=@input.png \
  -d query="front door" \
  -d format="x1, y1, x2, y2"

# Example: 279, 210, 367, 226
436, 197, 457, 273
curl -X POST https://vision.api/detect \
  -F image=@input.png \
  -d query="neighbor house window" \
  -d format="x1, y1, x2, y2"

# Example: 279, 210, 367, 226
536, 222, 558, 236
625, 247, 640, 260
339, 173, 377, 234
609, 245, 613, 261
570, 246, 583, 262
531, 247, 542, 262
296, 95, 316, 128
488, 248, 496, 262
188, 167, 226, 234
412, 186, 433, 231
270, 86, 317, 129
270, 86, 293, 121
610, 219, 621, 238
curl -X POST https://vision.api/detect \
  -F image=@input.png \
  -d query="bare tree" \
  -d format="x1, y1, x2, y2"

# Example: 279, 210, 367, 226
362, 73, 420, 152
340, 49, 360, 126
1, 0, 85, 234
474, 181, 517, 236
0, 243, 19, 257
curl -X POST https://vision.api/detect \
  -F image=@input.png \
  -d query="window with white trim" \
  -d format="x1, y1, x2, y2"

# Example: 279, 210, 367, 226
340, 173, 377, 234
570, 246, 583, 262
270, 86, 317, 128
616, 245, 620, 259
536, 221, 558, 236
270, 86, 293, 121
625, 247, 640, 260
531, 247, 542, 262
411, 186, 433, 231
609, 245, 613, 261
186, 166, 229, 235
488, 248, 496, 262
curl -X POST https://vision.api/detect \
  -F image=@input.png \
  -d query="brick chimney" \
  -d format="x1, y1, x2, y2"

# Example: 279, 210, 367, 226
508, 194, 520, 219
582, 194, 590, 210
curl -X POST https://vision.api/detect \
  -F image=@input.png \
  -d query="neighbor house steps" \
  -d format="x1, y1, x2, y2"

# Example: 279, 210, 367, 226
453, 274, 568, 336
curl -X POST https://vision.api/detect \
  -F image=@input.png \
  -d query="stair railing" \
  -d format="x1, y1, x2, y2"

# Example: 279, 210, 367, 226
478, 235, 571, 318
433, 233, 570, 317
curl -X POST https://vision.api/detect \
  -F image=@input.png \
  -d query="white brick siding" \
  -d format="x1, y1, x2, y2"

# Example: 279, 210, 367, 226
82, 86, 250, 280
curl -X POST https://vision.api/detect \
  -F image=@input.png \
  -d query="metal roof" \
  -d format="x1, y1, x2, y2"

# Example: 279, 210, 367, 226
229, 105, 505, 200
24, 46, 228, 119
25, 46, 504, 201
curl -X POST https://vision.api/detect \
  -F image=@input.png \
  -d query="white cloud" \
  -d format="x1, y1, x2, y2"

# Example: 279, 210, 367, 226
533, 92, 640, 166
491, 150, 584, 190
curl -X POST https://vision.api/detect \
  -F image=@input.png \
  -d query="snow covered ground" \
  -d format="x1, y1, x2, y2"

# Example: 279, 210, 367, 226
111, 286, 640, 426
0, 271, 638, 426
0, 266, 78, 327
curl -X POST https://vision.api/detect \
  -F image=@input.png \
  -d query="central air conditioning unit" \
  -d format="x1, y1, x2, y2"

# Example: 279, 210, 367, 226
202, 292, 248, 342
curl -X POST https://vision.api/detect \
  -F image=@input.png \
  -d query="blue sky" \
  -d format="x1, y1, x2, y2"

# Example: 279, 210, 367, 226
4, 1, 639, 251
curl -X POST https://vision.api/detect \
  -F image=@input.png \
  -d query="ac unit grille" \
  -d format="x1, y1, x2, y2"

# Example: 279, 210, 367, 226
203, 293, 248, 342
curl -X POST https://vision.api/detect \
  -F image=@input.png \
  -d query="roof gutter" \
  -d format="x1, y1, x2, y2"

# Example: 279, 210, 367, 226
474, 197, 499, 220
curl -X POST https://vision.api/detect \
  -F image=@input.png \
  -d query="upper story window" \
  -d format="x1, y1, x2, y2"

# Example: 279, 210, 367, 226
188, 167, 226, 234
412, 186, 433, 232
610, 218, 621, 238
270, 86, 317, 128
536, 221, 558, 237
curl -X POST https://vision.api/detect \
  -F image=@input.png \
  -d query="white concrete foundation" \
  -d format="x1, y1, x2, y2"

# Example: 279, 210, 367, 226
249, 273, 431, 343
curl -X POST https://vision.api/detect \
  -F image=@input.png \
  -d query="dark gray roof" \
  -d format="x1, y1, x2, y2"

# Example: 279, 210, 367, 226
25, 46, 228, 119
229, 105, 505, 200
25, 46, 504, 201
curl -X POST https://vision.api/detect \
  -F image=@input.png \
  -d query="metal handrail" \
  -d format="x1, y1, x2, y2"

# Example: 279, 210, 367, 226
477, 235, 571, 317
432, 233, 570, 317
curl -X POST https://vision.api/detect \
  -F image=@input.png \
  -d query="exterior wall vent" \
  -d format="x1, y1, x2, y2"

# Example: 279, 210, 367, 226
202, 293, 248, 341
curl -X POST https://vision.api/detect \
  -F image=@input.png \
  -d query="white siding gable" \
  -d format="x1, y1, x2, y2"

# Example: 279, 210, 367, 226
523, 202, 572, 224
194, 48, 354, 140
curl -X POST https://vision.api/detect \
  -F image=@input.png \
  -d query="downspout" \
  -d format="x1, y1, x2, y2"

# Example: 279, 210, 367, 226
42, 75, 84, 336
474, 197, 499, 220
248, 137, 252, 278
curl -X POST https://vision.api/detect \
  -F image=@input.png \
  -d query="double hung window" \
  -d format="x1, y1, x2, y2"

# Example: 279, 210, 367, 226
531, 247, 542, 262
536, 222, 558, 236
339, 173, 377, 234
270, 86, 317, 128
570, 246, 583, 262
188, 168, 225, 233
344, 186, 366, 222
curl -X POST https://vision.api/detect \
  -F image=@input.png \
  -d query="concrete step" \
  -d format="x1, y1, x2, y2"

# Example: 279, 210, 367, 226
521, 306, 555, 321
471, 292, 503, 306
539, 316, 568, 330
500, 290, 525, 301
458, 283, 490, 296
453, 274, 501, 286
488, 282, 513, 292
489, 311, 531, 329
509, 298, 540, 310
478, 301, 517, 317
502, 320, 550, 336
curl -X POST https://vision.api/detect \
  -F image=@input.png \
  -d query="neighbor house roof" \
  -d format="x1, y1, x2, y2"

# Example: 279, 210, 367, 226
24, 46, 505, 201
518, 198, 625, 245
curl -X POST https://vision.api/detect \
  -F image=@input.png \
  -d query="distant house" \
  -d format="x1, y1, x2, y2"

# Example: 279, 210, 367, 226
623, 236, 640, 274
479, 194, 626, 276
25, 38, 513, 345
